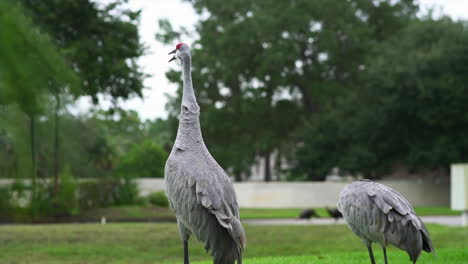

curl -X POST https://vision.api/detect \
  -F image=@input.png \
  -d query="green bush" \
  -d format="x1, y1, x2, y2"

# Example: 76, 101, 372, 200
148, 191, 169, 207
78, 179, 117, 209
134, 196, 148, 206
0, 186, 13, 220
55, 167, 79, 215
116, 141, 167, 178
0, 181, 30, 222
31, 167, 79, 218
78, 177, 140, 209
114, 178, 139, 206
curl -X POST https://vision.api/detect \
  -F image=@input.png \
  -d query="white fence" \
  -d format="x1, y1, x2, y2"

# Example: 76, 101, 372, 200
137, 179, 449, 208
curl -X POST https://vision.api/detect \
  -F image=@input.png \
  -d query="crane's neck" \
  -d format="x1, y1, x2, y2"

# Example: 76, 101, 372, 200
173, 54, 204, 151
181, 58, 196, 105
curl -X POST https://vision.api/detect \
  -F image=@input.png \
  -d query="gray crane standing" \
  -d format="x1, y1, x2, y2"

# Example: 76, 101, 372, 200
337, 179, 435, 264
165, 43, 246, 264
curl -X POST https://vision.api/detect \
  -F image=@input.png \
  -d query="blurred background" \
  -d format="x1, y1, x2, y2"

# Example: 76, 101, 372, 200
0, 0, 467, 263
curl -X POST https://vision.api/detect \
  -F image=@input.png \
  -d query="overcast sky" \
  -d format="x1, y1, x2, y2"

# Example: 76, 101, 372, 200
72, 0, 468, 121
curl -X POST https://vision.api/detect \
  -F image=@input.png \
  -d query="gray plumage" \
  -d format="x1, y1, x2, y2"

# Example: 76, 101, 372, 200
165, 43, 246, 264
337, 179, 434, 264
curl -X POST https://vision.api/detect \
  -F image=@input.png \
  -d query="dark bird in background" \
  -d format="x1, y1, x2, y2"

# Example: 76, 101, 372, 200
298, 209, 319, 220
338, 179, 435, 264
325, 206, 343, 221
165, 43, 246, 264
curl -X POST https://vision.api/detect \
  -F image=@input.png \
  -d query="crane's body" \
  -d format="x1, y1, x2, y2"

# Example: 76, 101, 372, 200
165, 43, 245, 264
325, 207, 343, 221
338, 180, 434, 264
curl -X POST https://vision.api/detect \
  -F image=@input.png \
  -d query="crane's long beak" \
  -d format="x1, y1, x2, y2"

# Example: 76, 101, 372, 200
168, 49, 177, 62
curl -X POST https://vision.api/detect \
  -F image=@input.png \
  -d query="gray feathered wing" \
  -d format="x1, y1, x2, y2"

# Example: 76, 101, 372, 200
366, 184, 435, 261
183, 157, 246, 262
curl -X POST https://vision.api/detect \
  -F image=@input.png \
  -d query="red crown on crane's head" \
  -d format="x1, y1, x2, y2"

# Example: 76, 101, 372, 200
176, 43, 187, 50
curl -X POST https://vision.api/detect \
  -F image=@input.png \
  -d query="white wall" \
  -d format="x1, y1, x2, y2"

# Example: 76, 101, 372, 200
136, 179, 449, 208
1, 178, 447, 208
137, 178, 166, 196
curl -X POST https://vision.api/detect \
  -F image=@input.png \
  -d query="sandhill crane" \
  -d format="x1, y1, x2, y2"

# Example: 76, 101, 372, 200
165, 43, 246, 264
325, 206, 343, 221
337, 179, 435, 264
298, 209, 319, 220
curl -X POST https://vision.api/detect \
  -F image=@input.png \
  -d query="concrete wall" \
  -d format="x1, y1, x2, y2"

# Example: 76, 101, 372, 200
137, 178, 166, 196
1, 178, 448, 207
136, 179, 449, 208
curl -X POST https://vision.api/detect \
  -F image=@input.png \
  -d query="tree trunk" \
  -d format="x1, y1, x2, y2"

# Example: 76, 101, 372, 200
53, 94, 60, 197
233, 170, 242, 182
264, 153, 271, 182
300, 86, 316, 113
297, 42, 319, 114
30, 115, 37, 212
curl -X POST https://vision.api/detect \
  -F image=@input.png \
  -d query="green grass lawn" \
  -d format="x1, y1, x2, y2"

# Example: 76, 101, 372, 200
239, 206, 461, 219
412, 207, 462, 216
193, 248, 467, 264
0, 223, 466, 264
76, 206, 460, 222
79, 206, 175, 221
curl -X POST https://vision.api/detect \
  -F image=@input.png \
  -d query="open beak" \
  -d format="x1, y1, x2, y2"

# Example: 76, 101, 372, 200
168, 49, 176, 62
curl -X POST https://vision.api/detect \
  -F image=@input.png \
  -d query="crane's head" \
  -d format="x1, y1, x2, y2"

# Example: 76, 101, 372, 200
168, 43, 189, 62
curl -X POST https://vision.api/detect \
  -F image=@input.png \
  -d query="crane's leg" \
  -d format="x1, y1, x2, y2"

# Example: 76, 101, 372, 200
382, 247, 388, 264
177, 219, 191, 264
367, 246, 376, 264
183, 240, 189, 264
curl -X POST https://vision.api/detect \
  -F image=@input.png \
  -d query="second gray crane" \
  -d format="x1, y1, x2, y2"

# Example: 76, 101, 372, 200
338, 179, 435, 264
165, 43, 246, 264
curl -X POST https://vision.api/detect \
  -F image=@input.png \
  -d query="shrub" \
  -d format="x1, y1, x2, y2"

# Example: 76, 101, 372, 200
0, 186, 12, 221
114, 178, 139, 206
116, 141, 167, 178
134, 195, 148, 206
78, 177, 140, 209
1, 181, 30, 222
31, 166, 79, 218
78, 179, 117, 210
55, 166, 79, 215
148, 191, 169, 207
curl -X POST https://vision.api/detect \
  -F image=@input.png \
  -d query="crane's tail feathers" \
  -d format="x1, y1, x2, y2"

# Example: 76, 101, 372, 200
420, 221, 436, 255
404, 219, 435, 263
400, 221, 423, 263
230, 217, 246, 252
213, 212, 246, 250
232, 217, 245, 264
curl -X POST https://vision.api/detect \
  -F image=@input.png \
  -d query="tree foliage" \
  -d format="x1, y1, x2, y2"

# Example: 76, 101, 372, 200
1, 0, 148, 187
158, 0, 418, 180
19, 0, 146, 102
0, 0, 77, 114
296, 18, 468, 179
116, 140, 167, 179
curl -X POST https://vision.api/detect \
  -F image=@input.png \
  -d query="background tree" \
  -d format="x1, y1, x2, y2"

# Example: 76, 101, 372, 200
16, 0, 146, 194
157, 0, 418, 181
295, 17, 468, 180
0, 0, 78, 208
19, 0, 146, 102
116, 140, 168, 179
146, 118, 176, 153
